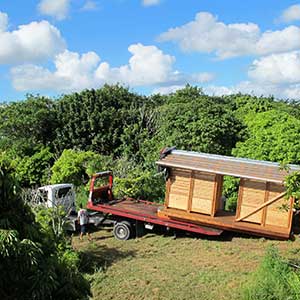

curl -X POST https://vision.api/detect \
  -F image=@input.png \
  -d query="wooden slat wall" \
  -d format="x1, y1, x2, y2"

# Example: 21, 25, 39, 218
238, 179, 266, 224
265, 183, 288, 227
168, 169, 191, 210
191, 172, 215, 215
167, 169, 222, 216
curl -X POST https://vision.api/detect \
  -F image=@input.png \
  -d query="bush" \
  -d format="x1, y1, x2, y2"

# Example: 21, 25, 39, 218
113, 157, 165, 202
51, 149, 113, 186
242, 246, 300, 300
0, 160, 91, 300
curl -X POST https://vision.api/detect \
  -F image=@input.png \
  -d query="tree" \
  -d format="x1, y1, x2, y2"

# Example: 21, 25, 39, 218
14, 147, 54, 187
0, 95, 58, 156
144, 86, 244, 162
51, 149, 113, 185
233, 110, 300, 164
54, 85, 148, 156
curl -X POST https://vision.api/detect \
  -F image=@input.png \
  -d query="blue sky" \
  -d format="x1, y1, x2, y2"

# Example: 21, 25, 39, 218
0, 0, 300, 101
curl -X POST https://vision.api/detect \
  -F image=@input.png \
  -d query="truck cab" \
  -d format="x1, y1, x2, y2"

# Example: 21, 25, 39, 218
38, 183, 76, 213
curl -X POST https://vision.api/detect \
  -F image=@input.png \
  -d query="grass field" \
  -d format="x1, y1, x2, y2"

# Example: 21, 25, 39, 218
73, 228, 300, 300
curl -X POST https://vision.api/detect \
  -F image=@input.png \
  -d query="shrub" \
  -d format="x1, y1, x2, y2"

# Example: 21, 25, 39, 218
51, 149, 113, 186
242, 246, 300, 300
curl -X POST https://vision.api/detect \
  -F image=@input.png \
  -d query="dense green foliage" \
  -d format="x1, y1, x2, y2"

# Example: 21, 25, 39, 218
0, 160, 90, 300
0, 95, 58, 156
233, 110, 300, 163
51, 149, 112, 185
242, 247, 300, 300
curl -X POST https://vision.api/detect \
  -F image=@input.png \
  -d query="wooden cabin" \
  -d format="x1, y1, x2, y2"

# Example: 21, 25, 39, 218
156, 149, 300, 239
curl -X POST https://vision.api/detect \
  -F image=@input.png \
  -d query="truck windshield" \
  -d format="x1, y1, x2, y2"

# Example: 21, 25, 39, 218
57, 187, 72, 198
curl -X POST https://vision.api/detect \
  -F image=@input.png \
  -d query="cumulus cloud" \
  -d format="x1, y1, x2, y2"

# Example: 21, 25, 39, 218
38, 0, 70, 20
142, 0, 161, 7
248, 51, 300, 84
279, 4, 300, 23
0, 15, 66, 64
0, 12, 8, 32
11, 50, 100, 91
152, 85, 185, 95
11, 44, 213, 92
158, 12, 300, 59
204, 80, 300, 100
95, 44, 175, 86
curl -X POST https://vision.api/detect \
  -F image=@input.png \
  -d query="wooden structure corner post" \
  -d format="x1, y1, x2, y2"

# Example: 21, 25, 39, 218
211, 174, 223, 217
187, 171, 194, 212
288, 197, 295, 233
165, 177, 171, 209
261, 182, 270, 227
235, 178, 244, 220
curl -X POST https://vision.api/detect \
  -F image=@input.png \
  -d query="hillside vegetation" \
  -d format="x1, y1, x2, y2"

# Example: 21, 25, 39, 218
1, 84, 300, 299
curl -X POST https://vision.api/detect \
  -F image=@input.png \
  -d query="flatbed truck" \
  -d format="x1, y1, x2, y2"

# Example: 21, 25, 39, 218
86, 171, 223, 240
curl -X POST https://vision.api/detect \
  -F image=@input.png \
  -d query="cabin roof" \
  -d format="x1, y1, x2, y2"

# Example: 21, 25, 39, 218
156, 149, 300, 183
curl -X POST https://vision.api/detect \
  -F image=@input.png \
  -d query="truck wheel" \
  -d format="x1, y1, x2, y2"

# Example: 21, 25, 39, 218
113, 221, 132, 240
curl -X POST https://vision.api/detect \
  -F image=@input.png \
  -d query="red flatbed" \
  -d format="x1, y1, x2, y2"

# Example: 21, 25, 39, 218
87, 198, 223, 236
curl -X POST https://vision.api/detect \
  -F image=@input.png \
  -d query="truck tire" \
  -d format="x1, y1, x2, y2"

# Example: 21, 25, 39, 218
113, 221, 132, 240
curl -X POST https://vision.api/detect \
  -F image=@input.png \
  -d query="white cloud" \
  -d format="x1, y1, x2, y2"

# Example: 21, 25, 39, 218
95, 44, 175, 86
158, 12, 300, 59
0, 12, 8, 32
279, 4, 300, 23
203, 85, 235, 96
142, 0, 161, 7
81, 0, 98, 11
152, 85, 185, 95
204, 80, 300, 100
38, 0, 70, 20
248, 51, 300, 84
0, 16, 66, 64
11, 50, 100, 91
11, 44, 213, 93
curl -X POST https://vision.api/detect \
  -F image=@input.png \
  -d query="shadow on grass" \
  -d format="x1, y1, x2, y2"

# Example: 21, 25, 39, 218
78, 244, 136, 274
149, 227, 272, 242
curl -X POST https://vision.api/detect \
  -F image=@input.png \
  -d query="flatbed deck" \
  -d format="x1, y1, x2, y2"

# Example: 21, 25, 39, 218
87, 198, 223, 236
157, 208, 290, 239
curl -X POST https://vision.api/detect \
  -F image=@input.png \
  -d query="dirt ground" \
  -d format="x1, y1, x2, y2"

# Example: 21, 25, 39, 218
73, 228, 300, 300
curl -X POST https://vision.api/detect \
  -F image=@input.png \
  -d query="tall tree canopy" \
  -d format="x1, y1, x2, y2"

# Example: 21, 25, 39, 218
0, 95, 57, 156
147, 86, 244, 158
233, 110, 300, 164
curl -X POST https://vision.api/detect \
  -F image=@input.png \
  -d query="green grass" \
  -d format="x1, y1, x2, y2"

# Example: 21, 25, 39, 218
73, 230, 300, 300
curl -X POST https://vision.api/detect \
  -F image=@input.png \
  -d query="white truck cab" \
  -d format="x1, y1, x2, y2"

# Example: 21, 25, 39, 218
38, 183, 76, 213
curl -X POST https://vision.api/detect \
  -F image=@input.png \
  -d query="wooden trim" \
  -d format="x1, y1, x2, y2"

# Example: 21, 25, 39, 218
161, 207, 290, 239
164, 177, 171, 208
211, 174, 223, 216
187, 171, 195, 212
235, 178, 244, 220
217, 175, 224, 211
236, 191, 287, 222
261, 182, 270, 227
211, 174, 218, 216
